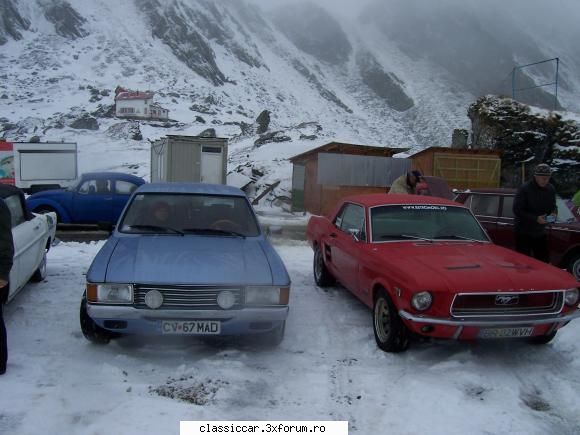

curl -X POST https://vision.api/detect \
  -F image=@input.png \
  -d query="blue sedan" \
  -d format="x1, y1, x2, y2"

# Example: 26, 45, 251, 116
79, 183, 291, 346
26, 172, 145, 224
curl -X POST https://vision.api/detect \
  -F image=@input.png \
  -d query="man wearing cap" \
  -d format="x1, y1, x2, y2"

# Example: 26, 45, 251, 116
513, 163, 557, 262
389, 170, 423, 194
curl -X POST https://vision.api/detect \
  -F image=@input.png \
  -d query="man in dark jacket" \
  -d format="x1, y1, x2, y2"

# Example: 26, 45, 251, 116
513, 163, 557, 262
0, 198, 14, 375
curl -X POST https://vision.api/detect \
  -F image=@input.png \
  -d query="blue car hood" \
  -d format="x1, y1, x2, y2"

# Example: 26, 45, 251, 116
104, 236, 275, 285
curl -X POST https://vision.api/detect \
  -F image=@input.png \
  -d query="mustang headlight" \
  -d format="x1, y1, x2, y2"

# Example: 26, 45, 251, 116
86, 283, 133, 304
564, 288, 579, 306
245, 286, 290, 305
411, 291, 433, 311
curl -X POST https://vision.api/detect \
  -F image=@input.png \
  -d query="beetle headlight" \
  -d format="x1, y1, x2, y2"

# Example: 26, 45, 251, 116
564, 288, 579, 306
411, 291, 433, 311
245, 286, 290, 305
86, 283, 133, 304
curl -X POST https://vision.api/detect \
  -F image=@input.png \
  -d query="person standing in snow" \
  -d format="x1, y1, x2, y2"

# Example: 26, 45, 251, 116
0, 197, 14, 375
388, 170, 423, 194
513, 163, 557, 262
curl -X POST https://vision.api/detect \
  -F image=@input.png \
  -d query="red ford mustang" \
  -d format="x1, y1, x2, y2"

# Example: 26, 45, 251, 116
306, 194, 580, 352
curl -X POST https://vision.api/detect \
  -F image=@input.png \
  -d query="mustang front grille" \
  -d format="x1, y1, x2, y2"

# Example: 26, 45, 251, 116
451, 291, 564, 317
134, 285, 243, 310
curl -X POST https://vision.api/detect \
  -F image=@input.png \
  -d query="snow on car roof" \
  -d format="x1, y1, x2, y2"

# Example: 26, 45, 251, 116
136, 182, 246, 196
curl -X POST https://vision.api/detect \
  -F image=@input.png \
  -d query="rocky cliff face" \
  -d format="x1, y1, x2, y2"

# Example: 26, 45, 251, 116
356, 51, 413, 112
469, 95, 579, 196
365, 0, 563, 110
0, 0, 29, 45
41, 0, 88, 39
141, 0, 228, 86
272, 2, 352, 66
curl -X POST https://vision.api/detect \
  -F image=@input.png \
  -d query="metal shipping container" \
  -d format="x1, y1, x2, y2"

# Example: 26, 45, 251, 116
151, 135, 228, 184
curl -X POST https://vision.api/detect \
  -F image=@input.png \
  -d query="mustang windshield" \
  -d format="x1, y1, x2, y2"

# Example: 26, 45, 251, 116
370, 204, 489, 243
119, 193, 260, 237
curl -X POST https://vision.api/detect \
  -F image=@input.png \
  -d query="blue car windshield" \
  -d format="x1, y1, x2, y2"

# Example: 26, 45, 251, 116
119, 193, 261, 237
370, 204, 489, 243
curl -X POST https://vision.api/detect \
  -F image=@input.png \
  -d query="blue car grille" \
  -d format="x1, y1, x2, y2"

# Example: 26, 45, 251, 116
133, 285, 243, 310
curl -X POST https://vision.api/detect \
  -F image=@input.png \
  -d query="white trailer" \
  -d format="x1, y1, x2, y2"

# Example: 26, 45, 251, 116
0, 140, 78, 193
151, 135, 228, 184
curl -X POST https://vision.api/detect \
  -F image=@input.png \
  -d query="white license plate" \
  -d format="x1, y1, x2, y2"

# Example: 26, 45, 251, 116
478, 326, 534, 339
161, 320, 221, 335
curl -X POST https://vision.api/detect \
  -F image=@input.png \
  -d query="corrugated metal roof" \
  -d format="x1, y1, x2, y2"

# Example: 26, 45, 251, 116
289, 142, 409, 163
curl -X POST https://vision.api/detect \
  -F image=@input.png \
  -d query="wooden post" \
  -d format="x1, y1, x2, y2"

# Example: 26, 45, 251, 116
252, 180, 281, 205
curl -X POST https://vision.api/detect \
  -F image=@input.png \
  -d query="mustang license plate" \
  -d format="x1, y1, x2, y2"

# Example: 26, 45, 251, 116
478, 326, 534, 339
161, 321, 221, 335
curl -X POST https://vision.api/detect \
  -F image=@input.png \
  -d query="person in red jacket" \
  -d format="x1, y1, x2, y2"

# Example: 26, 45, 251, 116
0, 198, 14, 375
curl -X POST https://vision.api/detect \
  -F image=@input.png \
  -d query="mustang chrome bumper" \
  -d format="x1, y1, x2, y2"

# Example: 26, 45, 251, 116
399, 309, 580, 326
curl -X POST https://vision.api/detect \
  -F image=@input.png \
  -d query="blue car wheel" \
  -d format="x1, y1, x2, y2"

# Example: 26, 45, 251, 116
79, 293, 119, 345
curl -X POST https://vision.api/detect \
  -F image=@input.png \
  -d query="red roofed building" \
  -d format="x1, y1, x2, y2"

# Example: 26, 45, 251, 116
114, 86, 169, 120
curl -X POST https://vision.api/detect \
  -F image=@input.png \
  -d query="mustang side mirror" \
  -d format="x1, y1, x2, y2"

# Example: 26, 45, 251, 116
347, 228, 361, 242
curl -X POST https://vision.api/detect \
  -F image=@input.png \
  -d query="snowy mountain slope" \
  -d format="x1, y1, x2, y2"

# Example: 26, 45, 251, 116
1, 0, 579, 205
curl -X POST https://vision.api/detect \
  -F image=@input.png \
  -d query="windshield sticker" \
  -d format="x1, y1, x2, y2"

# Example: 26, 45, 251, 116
401, 205, 448, 211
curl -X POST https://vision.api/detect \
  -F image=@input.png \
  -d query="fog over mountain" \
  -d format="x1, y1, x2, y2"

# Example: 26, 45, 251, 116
0, 0, 578, 200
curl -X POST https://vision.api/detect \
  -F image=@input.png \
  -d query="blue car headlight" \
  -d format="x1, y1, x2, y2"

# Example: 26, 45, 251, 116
87, 283, 133, 304
245, 286, 290, 306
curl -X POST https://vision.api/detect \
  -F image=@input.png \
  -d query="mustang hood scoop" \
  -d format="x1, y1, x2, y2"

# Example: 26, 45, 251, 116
445, 264, 481, 270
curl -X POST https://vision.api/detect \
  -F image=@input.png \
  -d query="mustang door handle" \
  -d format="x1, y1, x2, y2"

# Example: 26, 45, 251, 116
329, 233, 337, 238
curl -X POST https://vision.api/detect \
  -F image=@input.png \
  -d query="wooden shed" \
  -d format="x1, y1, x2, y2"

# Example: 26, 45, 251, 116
289, 142, 409, 216
410, 146, 502, 189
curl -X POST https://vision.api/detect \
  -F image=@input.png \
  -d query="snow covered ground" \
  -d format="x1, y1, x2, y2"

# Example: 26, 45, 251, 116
1, 237, 580, 435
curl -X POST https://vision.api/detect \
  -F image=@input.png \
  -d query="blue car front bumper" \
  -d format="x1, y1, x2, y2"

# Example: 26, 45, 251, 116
87, 304, 289, 336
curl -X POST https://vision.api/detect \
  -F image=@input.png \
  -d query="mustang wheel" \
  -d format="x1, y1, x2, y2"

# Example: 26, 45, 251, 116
568, 254, 580, 280
313, 245, 335, 287
30, 251, 47, 282
373, 290, 409, 353
79, 293, 117, 345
